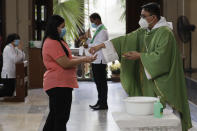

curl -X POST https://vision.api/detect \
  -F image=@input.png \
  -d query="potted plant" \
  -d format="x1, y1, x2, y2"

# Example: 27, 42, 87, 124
110, 61, 120, 82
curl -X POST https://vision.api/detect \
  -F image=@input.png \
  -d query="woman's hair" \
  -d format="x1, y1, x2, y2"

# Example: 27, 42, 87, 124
5, 33, 20, 45
42, 15, 69, 57
2, 33, 20, 51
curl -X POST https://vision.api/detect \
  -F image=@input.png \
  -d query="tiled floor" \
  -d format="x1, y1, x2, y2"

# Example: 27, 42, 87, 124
0, 88, 48, 131
186, 72, 197, 82
0, 81, 197, 131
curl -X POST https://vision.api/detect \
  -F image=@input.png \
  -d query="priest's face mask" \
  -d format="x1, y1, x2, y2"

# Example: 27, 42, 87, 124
139, 9, 156, 29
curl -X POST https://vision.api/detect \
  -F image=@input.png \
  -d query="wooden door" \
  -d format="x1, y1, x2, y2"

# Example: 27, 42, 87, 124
126, 0, 163, 33
29, 0, 52, 88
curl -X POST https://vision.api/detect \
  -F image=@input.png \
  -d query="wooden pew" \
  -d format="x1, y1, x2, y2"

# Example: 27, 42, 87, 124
3, 61, 28, 102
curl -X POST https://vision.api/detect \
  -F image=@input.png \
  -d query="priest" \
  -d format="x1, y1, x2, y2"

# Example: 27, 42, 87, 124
89, 2, 192, 131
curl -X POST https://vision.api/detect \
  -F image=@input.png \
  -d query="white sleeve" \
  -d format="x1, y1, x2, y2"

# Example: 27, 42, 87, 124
144, 67, 152, 80
14, 47, 25, 63
88, 30, 109, 48
101, 41, 119, 63
3, 46, 17, 63
96, 30, 109, 43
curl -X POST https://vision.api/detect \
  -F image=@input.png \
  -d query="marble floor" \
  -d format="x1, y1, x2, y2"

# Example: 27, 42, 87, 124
0, 81, 197, 131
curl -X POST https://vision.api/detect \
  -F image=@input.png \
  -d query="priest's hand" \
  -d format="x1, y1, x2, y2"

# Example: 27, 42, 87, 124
122, 51, 141, 60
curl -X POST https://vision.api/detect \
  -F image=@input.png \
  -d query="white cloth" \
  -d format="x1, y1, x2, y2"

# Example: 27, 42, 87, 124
79, 46, 84, 56
1, 44, 25, 78
152, 16, 173, 30
102, 41, 119, 63
86, 24, 109, 64
112, 110, 182, 131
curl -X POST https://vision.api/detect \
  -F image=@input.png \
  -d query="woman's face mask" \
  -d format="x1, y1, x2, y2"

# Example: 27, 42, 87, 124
14, 40, 20, 46
60, 28, 66, 38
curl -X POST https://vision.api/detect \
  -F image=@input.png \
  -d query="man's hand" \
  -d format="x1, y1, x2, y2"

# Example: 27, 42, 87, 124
89, 44, 104, 55
122, 51, 141, 60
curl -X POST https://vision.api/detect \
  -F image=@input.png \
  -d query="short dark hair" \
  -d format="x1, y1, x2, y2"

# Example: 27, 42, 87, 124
90, 13, 101, 21
5, 33, 20, 45
141, 2, 161, 20
1, 33, 20, 51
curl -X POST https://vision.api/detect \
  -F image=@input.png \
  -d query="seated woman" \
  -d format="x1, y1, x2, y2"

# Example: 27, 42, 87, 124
0, 33, 25, 97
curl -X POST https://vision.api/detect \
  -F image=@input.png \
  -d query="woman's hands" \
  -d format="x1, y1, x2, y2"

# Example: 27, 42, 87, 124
83, 55, 97, 63
17, 41, 24, 51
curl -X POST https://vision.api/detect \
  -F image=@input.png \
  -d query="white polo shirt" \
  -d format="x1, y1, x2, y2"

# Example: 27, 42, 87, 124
87, 24, 109, 64
1, 44, 25, 78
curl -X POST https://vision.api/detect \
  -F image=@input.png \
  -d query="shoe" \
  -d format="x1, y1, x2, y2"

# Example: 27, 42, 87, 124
89, 103, 98, 108
91, 104, 108, 110
89, 102, 99, 108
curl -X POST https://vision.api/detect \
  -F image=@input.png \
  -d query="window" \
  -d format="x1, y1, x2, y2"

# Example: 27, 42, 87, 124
32, 0, 53, 40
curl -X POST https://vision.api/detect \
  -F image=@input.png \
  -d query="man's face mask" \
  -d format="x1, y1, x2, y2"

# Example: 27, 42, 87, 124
91, 23, 97, 28
138, 15, 154, 29
139, 18, 149, 29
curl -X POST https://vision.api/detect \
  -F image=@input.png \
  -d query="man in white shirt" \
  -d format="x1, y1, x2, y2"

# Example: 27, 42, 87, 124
81, 13, 109, 110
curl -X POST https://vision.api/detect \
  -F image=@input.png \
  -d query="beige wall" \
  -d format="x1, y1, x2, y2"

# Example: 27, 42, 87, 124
5, 0, 33, 87
6, 0, 18, 34
5, 0, 32, 50
185, 0, 197, 68
163, 0, 197, 69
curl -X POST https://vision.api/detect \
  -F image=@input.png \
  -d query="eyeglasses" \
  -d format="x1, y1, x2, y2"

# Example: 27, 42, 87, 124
140, 14, 152, 19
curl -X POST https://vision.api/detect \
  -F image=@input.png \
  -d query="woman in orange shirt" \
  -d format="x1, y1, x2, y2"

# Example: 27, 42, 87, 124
42, 15, 96, 131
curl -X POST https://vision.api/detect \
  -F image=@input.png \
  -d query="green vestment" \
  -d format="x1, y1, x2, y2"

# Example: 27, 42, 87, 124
111, 26, 192, 131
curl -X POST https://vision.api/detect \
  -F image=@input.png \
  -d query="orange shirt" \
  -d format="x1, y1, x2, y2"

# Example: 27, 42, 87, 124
42, 38, 78, 91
